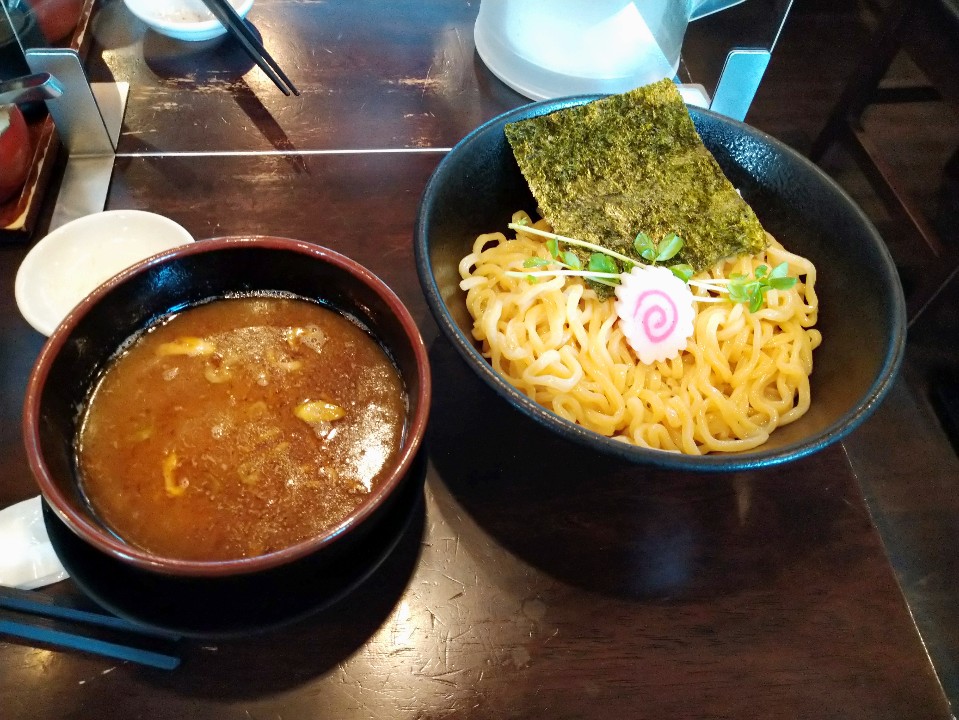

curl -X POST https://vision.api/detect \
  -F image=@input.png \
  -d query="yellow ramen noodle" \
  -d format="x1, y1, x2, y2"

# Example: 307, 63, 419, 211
458, 212, 822, 455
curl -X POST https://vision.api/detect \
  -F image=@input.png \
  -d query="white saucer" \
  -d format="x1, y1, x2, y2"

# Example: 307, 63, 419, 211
15, 210, 195, 336
122, 0, 254, 42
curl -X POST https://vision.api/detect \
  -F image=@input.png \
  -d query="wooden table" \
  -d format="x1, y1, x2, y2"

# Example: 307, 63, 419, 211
0, 1, 953, 717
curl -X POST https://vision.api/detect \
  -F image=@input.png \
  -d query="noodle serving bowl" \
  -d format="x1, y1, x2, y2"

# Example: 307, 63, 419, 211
22, 236, 432, 586
414, 97, 906, 471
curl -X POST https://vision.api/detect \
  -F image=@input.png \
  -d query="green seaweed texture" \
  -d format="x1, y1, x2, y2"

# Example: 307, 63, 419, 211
504, 79, 768, 272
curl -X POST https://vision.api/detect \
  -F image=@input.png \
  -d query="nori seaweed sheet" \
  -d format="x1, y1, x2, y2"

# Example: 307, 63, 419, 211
504, 79, 768, 272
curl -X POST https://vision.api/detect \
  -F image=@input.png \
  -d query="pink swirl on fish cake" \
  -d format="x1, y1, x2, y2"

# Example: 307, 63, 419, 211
615, 265, 695, 365
631, 289, 678, 344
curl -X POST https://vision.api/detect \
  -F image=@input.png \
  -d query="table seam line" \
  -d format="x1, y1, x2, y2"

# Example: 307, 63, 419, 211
113, 148, 454, 159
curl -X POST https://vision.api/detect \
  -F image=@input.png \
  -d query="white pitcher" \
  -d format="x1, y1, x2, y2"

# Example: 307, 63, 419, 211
474, 0, 746, 100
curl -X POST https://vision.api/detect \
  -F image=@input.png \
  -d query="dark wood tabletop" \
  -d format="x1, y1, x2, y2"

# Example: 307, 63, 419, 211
0, 1, 955, 717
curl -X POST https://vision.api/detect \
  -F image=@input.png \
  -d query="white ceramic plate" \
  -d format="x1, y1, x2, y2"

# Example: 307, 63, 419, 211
122, 0, 255, 42
15, 210, 195, 336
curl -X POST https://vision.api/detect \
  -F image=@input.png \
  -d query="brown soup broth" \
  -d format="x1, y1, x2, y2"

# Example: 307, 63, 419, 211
76, 295, 408, 561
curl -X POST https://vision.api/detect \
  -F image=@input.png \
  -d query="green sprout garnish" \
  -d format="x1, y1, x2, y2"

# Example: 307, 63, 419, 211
505, 222, 799, 313
528, 227, 619, 286
587, 252, 619, 275
508, 223, 692, 289
726, 263, 798, 312
669, 264, 695, 282
632, 230, 693, 281
634, 231, 682, 263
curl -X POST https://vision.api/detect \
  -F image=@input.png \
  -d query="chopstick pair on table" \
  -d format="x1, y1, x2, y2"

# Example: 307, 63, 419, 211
200, 0, 300, 96
0, 585, 181, 670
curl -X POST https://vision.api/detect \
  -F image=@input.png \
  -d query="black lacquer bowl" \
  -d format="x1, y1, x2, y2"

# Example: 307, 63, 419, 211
23, 236, 432, 581
415, 98, 906, 471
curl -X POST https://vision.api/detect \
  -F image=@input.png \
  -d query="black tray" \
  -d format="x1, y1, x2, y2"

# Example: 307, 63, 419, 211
43, 451, 426, 639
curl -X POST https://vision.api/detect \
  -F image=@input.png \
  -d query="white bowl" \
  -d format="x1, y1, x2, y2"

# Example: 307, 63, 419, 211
15, 210, 195, 336
122, 0, 255, 42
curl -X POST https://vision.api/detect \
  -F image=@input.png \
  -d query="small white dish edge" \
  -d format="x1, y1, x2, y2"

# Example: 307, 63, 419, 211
15, 210, 195, 337
122, 0, 255, 42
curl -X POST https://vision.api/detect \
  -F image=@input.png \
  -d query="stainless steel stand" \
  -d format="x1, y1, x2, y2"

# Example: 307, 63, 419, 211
22, 47, 127, 231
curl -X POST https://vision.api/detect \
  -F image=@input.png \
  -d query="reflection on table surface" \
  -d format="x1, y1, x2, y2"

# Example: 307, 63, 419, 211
0, 1, 956, 718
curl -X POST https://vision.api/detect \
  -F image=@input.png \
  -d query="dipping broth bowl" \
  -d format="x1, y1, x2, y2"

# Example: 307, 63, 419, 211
23, 236, 431, 578
414, 97, 906, 472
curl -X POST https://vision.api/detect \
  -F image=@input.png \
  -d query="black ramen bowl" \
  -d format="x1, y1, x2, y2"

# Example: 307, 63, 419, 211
414, 98, 906, 471
23, 236, 432, 578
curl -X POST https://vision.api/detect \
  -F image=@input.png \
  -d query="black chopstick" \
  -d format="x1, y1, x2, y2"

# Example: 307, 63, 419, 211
0, 618, 181, 670
200, 0, 300, 96
0, 585, 178, 640
0, 586, 181, 670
